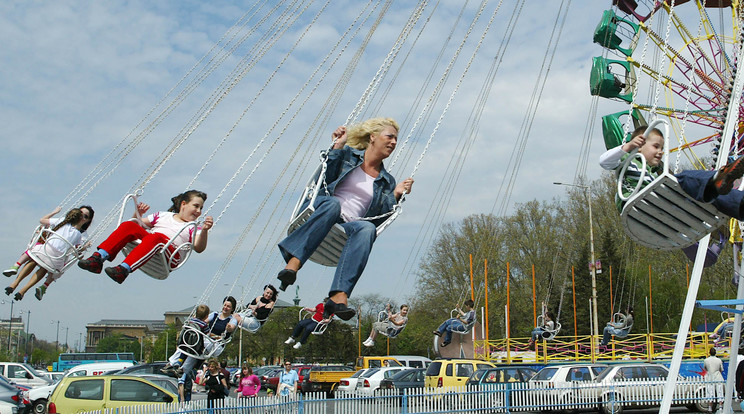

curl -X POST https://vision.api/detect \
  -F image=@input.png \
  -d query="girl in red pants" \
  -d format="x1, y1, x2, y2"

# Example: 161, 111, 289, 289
78, 190, 213, 283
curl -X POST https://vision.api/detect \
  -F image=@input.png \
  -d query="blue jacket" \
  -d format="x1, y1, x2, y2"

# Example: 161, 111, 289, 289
321, 146, 398, 226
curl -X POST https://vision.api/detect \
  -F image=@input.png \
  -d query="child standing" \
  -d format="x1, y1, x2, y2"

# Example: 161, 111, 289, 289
4, 205, 94, 301
235, 365, 260, 398
599, 126, 744, 216
77, 190, 213, 283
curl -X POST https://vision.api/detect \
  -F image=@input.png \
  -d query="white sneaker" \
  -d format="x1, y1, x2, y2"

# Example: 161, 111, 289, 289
284, 337, 295, 345
293, 342, 302, 349
363, 338, 374, 347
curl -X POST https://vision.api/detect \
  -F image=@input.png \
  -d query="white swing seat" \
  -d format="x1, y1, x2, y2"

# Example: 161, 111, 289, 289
286, 155, 402, 267
617, 119, 727, 250
535, 314, 561, 340
236, 307, 272, 334
376, 310, 406, 338
300, 309, 330, 336
175, 324, 230, 360
621, 172, 727, 250
450, 309, 476, 335
609, 312, 633, 338
26, 226, 87, 275
117, 193, 198, 280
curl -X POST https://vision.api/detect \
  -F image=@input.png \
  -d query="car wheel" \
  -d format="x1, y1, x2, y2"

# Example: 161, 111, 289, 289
601, 393, 623, 414
32, 399, 47, 414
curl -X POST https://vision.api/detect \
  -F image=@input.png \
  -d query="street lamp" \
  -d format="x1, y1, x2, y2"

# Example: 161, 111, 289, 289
50, 320, 60, 352
1, 300, 15, 356
554, 182, 600, 347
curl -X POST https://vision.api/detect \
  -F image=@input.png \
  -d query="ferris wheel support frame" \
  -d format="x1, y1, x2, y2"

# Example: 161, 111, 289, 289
659, 35, 744, 414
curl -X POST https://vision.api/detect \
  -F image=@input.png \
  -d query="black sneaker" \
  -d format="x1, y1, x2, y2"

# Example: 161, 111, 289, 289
277, 269, 297, 291
4, 287, 12, 296
440, 341, 450, 348
712, 157, 744, 196
324, 299, 356, 321
78, 253, 104, 274
432, 330, 442, 337
105, 266, 130, 284
13, 292, 22, 301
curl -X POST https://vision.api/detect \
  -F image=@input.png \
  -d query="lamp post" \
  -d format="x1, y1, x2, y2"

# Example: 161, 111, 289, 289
554, 182, 599, 345
51, 320, 60, 352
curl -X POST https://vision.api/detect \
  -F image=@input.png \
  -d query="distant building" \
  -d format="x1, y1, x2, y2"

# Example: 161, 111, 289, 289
85, 298, 293, 352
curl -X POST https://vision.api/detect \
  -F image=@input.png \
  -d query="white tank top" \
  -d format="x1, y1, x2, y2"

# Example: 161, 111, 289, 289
333, 166, 375, 222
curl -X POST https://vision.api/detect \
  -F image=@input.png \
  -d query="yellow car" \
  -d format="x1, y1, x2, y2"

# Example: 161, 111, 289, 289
424, 358, 495, 388
47, 375, 176, 414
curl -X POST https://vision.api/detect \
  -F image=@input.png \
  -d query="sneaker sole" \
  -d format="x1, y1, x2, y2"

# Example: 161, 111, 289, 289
717, 158, 744, 194
2, 271, 16, 277
78, 262, 102, 274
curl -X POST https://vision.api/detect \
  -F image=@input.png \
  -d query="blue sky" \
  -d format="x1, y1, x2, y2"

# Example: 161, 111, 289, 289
0, 1, 723, 347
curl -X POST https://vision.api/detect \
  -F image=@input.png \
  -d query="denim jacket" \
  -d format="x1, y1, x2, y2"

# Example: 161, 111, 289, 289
321, 146, 397, 226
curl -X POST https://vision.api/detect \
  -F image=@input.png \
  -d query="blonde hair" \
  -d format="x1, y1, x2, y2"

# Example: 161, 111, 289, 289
345, 117, 400, 150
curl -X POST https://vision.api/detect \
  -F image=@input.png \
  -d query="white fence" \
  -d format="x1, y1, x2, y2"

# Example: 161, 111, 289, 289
86, 377, 724, 414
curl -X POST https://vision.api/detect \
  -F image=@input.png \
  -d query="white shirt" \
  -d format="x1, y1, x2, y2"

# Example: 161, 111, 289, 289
45, 217, 85, 252
147, 212, 195, 246
333, 166, 374, 222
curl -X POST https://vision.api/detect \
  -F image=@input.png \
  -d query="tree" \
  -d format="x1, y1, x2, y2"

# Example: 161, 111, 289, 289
96, 334, 140, 355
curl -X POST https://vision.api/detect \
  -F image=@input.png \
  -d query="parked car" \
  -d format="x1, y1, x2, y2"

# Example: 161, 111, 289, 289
581, 363, 706, 414
262, 369, 282, 392
387, 356, 431, 369
353, 367, 406, 396
47, 375, 175, 414
0, 401, 18, 414
0, 377, 23, 411
528, 363, 608, 412
40, 374, 63, 385
0, 364, 50, 388
466, 366, 538, 386
114, 362, 167, 376
301, 365, 355, 395
424, 359, 495, 388
265, 365, 312, 393
378, 368, 426, 396
337, 369, 368, 394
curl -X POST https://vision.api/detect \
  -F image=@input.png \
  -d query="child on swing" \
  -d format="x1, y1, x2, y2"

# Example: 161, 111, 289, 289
363, 303, 408, 347
77, 190, 213, 283
4, 205, 95, 301
599, 126, 744, 216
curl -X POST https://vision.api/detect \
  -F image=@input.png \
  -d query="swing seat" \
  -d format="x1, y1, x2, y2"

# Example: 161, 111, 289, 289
376, 311, 406, 338
617, 119, 727, 250
681, 232, 725, 268
621, 173, 727, 250
300, 309, 330, 336
26, 226, 87, 275
236, 307, 272, 334
536, 314, 561, 340
176, 324, 231, 360
450, 309, 476, 335
286, 158, 402, 267
117, 193, 198, 280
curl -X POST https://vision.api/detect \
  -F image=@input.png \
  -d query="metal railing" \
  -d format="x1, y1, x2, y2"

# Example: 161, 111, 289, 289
82, 376, 724, 414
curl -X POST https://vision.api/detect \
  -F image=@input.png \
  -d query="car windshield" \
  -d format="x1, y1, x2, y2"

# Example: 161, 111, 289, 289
533, 367, 558, 381
595, 367, 618, 382
22, 363, 42, 376
350, 370, 366, 379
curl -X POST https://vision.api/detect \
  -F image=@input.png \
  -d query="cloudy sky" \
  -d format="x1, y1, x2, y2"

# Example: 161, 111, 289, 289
0, 1, 727, 349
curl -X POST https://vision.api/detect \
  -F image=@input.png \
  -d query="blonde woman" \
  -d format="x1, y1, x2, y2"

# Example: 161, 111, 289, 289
276, 118, 414, 321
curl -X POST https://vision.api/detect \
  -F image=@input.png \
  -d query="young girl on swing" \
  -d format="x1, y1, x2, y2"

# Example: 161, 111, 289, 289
4, 205, 94, 301
77, 190, 213, 283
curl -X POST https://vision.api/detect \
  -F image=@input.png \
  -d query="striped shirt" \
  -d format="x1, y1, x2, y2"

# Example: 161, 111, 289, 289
599, 146, 662, 211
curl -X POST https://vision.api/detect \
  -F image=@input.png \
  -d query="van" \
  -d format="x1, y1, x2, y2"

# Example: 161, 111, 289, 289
424, 358, 495, 388
388, 355, 431, 369
0, 362, 51, 388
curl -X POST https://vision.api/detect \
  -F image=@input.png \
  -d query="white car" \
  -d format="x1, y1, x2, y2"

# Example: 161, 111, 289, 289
337, 369, 368, 394
528, 364, 607, 411
353, 367, 406, 396
580, 363, 707, 414
0, 400, 18, 414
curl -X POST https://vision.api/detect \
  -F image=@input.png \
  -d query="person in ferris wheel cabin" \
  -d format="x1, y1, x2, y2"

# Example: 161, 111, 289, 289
275, 117, 414, 321
599, 126, 744, 216
77, 190, 213, 284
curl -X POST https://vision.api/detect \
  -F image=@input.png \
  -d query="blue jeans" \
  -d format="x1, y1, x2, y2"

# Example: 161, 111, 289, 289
278, 196, 377, 297
676, 170, 744, 218
601, 325, 626, 345
292, 318, 319, 344
437, 318, 465, 343
531, 327, 546, 342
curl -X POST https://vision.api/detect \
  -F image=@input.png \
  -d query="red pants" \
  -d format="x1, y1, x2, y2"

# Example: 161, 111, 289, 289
98, 221, 180, 271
